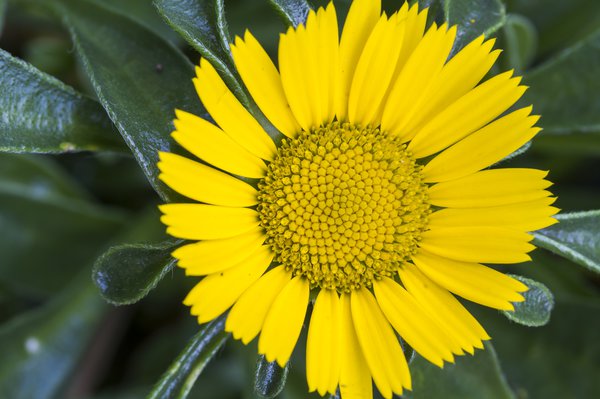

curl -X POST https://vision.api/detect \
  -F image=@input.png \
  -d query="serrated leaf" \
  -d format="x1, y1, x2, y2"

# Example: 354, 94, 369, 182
0, 277, 106, 399
154, 0, 248, 105
483, 301, 600, 398
45, 0, 204, 201
502, 275, 554, 327
147, 315, 229, 399
254, 355, 289, 398
501, 14, 538, 72
0, 48, 125, 154
0, 154, 125, 296
534, 211, 600, 273
444, 0, 506, 54
404, 342, 515, 399
93, 240, 179, 305
522, 30, 600, 136
267, 0, 310, 28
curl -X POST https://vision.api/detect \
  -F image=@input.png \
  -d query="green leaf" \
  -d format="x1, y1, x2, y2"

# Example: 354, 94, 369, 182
0, 154, 125, 296
267, 0, 310, 28
0, 48, 125, 154
254, 355, 289, 398
405, 342, 515, 399
534, 210, 600, 273
502, 275, 554, 327
506, 0, 600, 57
501, 14, 538, 72
46, 0, 204, 201
93, 240, 179, 305
522, 30, 600, 135
444, 0, 506, 54
483, 301, 600, 398
154, 0, 248, 105
147, 315, 229, 399
0, 277, 106, 399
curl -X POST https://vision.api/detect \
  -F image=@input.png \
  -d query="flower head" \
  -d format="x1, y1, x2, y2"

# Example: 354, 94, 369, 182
158, 0, 557, 397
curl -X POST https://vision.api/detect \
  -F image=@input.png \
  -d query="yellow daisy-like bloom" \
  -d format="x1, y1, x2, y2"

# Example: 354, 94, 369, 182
159, 0, 558, 397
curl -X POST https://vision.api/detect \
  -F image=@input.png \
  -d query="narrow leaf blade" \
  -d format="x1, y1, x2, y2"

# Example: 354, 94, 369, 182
49, 0, 204, 201
147, 316, 229, 399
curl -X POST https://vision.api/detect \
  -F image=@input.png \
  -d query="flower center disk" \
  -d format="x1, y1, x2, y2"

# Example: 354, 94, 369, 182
258, 122, 431, 293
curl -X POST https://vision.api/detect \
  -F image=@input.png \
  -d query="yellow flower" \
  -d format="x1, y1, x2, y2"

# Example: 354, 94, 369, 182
158, 0, 557, 397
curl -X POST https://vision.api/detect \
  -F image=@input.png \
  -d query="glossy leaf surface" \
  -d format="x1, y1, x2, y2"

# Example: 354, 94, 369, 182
47, 0, 204, 201
535, 211, 600, 273
147, 315, 229, 399
93, 240, 179, 305
444, 0, 506, 54
502, 275, 554, 327
0, 278, 106, 399
154, 0, 248, 104
0, 49, 124, 154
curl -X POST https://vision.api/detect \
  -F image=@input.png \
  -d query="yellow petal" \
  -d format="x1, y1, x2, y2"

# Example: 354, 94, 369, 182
231, 31, 300, 137
393, 3, 428, 78
408, 70, 526, 158
385, 36, 500, 138
420, 227, 535, 264
423, 107, 541, 182
381, 23, 457, 139
428, 168, 553, 208
172, 227, 266, 275
412, 251, 528, 311
194, 58, 276, 160
172, 110, 266, 178
339, 294, 372, 399
399, 263, 489, 354
317, 3, 339, 125
373, 277, 455, 367
351, 288, 410, 398
337, 0, 381, 120
279, 26, 312, 130
428, 198, 559, 232
348, 14, 406, 127
158, 152, 257, 207
159, 203, 259, 240
226, 266, 289, 344
259, 276, 309, 366
184, 245, 273, 323
306, 290, 342, 396
279, 4, 338, 130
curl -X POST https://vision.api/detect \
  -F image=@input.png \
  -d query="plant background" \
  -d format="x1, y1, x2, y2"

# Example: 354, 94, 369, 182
0, 0, 599, 398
